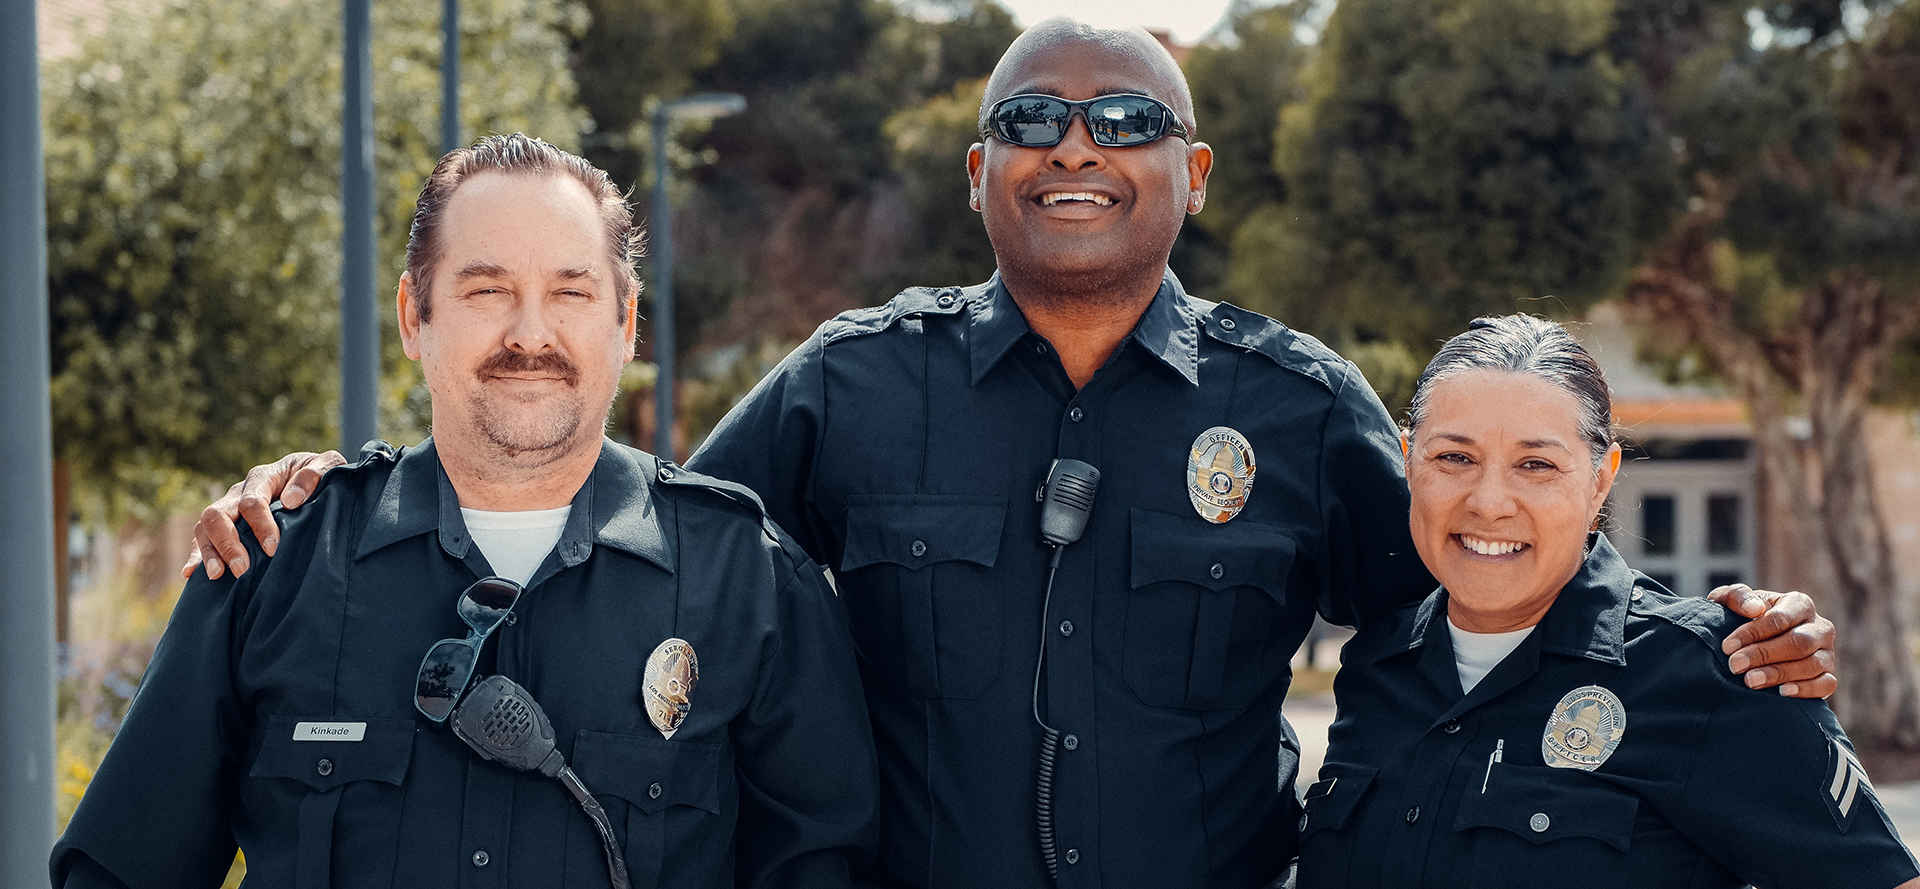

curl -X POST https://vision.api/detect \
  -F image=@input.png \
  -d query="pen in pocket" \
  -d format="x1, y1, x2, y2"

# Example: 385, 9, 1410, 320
1481, 738, 1504, 794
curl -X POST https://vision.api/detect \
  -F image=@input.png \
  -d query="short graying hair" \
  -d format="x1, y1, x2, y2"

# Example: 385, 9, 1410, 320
404, 133, 642, 322
1405, 314, 1615, 465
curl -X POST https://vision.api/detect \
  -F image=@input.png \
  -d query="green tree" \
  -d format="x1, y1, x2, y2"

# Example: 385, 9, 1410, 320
1232, 0, 1664, 407
42, 0, 587, 516
1619, 0, 1920, 749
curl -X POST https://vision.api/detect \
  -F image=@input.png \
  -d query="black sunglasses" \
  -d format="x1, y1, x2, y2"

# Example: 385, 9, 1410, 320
415, 576, 523, 722
982, 93, 1190, 148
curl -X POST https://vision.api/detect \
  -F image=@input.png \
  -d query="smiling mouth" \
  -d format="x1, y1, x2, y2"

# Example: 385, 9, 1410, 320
1041, 192, 1113, 207
1457, 534, 1528, 557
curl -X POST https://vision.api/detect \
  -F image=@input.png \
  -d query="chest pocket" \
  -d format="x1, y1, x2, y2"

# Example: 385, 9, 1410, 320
1294, 765, 1378, 887
248, 715, 416, 889
1455, 764, 1639, 888
1124, 508, 1294, 710
838, 494, 1010, 700
569, 730, 725, 889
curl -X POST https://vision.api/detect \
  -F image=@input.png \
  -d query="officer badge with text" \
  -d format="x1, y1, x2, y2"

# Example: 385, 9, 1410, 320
1187, 426, 1256, 523
644, 638, 699, 740
1542, 685, 1626, 771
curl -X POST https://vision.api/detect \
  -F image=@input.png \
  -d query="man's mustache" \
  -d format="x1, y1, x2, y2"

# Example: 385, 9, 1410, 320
476, 349, 580, 385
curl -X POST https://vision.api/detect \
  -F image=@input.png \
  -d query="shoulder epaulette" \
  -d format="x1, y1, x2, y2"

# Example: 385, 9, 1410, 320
650, 458, 812, 566
297, 438, 400, 504
1627, 582, 1739, 653
1199, 301, 1344, 393
819, 283, 978, 346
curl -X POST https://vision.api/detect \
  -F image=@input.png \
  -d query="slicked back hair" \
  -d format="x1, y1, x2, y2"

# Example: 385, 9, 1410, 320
404, 133, 642, 322
1405, 314, 1615, 466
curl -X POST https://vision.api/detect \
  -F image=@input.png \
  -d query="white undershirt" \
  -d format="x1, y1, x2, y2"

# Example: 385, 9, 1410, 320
1447, 617, 1535, 694
461, 505, 572, 587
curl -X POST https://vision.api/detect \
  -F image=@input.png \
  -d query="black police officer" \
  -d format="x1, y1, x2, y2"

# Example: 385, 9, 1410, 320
55, 135, 876, 888
1298, 315, 1917, 888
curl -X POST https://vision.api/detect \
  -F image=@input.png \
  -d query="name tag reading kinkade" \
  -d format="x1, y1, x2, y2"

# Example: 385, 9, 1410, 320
292, 721, 367, 741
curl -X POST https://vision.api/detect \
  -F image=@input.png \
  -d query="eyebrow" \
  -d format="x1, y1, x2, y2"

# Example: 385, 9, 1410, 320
452, 261, 599, 282
1009, 84, 1154, 99
1430, 432, 1572, 452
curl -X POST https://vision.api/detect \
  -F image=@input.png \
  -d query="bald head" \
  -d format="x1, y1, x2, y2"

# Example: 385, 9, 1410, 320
979, 18, 1197, 138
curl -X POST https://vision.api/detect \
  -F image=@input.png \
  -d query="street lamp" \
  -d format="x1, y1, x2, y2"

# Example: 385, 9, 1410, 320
648, 92, 745, 462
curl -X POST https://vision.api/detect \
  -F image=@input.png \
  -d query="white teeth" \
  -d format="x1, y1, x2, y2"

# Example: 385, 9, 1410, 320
1461, 536, 1526, 556
1042, 192, 1112, 207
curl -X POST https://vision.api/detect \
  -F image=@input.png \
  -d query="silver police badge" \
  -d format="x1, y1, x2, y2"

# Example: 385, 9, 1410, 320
644, 638, 699, 740
1187, 426, 1256, 523
1542, 685, 1626, 771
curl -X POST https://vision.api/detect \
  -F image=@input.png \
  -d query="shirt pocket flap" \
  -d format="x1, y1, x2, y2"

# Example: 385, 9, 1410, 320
250, 715, 415, 792
1455, 764, 1638, 852
1299, 765, 1377, 838
840, 495, 1009, 572
1129, 508, 1295, 599
571, 730, 724, 816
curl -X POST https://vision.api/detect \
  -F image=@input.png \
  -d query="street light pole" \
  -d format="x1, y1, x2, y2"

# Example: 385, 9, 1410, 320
0, 0, 58, 877
442, 0, 460, 154
648, 93, 744, 462
340, 0, 379, 455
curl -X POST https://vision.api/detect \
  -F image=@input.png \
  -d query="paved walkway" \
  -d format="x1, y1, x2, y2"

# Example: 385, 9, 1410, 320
1285, 690, 1920, 844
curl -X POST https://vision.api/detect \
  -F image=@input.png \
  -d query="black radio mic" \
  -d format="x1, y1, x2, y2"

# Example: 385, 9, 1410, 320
1033, 458, 1098, 883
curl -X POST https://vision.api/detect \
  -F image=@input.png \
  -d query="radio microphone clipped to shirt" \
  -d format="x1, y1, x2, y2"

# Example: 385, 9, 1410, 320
1032, 458, 1099, 882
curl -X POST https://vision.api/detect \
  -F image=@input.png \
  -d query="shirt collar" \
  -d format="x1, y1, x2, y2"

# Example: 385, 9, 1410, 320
355, 438, 673, 575
967, 268, 1202, 387
1382, 533, 1634, 667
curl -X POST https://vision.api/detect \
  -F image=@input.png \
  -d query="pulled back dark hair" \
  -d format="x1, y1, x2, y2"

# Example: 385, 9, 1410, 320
404, 133, 642, 322
1405, 314, 1615, 465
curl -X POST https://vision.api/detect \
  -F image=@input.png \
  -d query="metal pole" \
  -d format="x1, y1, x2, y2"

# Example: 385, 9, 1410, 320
650, 110, 676, 461
441, 0, 459, 154
0, 0, 59, 873
341, 0, 379, 454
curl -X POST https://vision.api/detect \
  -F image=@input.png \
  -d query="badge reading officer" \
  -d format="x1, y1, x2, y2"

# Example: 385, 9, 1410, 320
1187, 426, 1256, 523
645, 638, 699, 740
1542, 685, 1626, 771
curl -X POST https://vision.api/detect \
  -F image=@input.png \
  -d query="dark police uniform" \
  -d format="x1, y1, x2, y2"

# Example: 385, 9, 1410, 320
1298, 534, 1920, 889
53, 439, 877, 889
688, 271, 1430, 888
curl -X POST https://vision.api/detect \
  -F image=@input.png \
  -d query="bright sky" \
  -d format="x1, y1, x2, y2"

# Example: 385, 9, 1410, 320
992, 0, 1240, 46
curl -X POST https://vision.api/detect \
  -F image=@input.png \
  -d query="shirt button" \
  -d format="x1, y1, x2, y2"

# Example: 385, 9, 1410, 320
658, 466, 675, 481
1530, 812, 1551, 833
1065, 849, 1080, 865
1068, 407, 1084, 423
1035, 342, 1049, 355
504, 612, 518, 627
1209, 562, 1224, 580
472, 850, 490, 867
1059, 620, 1074, 637
1631, 588, 1644, 602
1298, 813, 1309, 831
1443, 719, 1461, 734
1063, 734, 1079, 751
649, 782, 663, 800
1405, 807, 1420, 825
936, 293, 956, 308
316, 759, 333, 777
910, 539, 927, 557
1219, 316, 1237, 331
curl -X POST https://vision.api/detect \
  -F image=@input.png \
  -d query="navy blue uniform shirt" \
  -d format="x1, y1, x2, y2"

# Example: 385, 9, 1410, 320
1300, 534, 1919, 889
53, 439, 877, 889
689, 272, 1431, 888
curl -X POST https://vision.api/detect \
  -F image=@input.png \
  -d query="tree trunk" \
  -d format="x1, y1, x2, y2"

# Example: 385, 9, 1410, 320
1624, 217, 1920, 751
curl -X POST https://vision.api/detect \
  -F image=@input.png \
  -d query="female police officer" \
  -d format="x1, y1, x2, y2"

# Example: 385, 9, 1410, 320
1296, 315, 1920, 888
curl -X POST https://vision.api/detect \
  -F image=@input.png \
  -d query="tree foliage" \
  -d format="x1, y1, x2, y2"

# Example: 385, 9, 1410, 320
42, 0, 587, 515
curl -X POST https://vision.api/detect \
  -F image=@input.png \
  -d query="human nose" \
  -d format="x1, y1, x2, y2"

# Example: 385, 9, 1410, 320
504, 295, 557, 353
1045, 111, 1106, 171
1463, 468, 1519, 519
